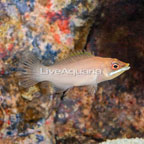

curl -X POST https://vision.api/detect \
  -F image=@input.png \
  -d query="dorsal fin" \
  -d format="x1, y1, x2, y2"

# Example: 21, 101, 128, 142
54, 50, 95, 66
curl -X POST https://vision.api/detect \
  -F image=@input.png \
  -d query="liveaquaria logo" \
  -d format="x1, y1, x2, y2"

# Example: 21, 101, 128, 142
39, 68, 102, 76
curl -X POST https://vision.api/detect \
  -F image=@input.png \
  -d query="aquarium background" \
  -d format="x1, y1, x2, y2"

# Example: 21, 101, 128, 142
0, 0, 144, 143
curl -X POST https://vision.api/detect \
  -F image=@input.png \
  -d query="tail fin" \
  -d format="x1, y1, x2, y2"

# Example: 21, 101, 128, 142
18, 51, 41, 88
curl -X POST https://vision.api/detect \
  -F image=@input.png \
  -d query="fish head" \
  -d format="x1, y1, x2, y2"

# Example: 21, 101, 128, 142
102, 58, 130, 81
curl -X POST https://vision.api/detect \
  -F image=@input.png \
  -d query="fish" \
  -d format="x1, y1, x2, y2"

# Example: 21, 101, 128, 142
19, 50, 130, 93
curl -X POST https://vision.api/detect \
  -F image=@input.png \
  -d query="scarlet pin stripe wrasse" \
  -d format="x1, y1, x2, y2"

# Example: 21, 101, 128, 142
19, 51, 130, 92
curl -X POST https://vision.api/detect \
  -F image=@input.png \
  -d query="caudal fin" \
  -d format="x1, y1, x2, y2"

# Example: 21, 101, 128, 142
18, 51, 41, 88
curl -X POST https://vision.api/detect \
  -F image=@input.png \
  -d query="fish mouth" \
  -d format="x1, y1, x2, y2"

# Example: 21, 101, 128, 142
124, 63, 130, 71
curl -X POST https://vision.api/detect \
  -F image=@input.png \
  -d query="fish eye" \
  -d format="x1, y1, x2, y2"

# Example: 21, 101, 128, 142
112, 63, 119, 70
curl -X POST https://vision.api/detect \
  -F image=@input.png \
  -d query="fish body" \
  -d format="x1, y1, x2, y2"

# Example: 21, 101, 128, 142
20, 51, 130, 91
39, 57, 99, 90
